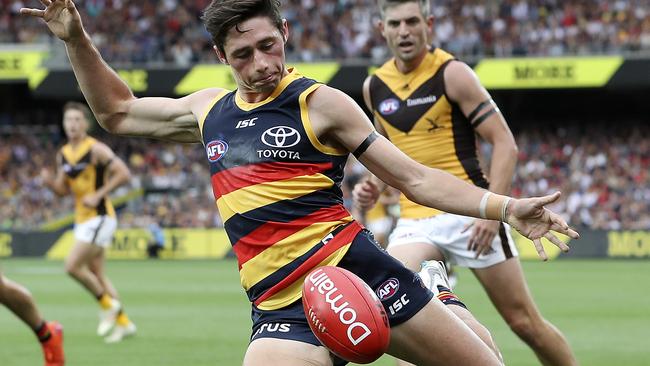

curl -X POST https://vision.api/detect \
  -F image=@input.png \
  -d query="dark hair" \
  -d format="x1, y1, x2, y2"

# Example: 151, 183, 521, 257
63, 101, 92, 122
377, 0, 430, 18
202, 0, 283, 55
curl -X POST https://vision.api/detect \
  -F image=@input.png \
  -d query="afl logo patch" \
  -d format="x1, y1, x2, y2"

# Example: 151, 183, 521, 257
379, 98, 400, 115
206, 140, 228, 162
376, 278, 400, 301
261, 126, 301, 148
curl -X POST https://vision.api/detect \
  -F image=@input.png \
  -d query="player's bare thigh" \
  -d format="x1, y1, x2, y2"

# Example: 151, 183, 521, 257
387, 242, 444, 271
244, 338, 333, 366
388, 299, 502, 366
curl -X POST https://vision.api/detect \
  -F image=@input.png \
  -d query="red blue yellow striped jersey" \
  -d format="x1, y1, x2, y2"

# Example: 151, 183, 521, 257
199, 69, 361, 310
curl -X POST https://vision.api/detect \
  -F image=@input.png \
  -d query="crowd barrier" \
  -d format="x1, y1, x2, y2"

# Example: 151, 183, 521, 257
1, 228, 648, 260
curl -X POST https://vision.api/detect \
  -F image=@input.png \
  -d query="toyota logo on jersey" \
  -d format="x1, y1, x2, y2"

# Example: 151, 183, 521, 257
206, 140, 228, 162
261, 126, 301, 148
378, 98, 400, 115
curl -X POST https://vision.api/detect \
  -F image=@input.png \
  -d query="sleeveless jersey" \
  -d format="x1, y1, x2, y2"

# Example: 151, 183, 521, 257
60, 136, 116, 224
369, 48, 488, 219
200, 69, 361, 310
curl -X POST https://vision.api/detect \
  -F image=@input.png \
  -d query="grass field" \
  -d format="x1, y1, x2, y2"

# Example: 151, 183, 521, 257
1, 259, 649, 365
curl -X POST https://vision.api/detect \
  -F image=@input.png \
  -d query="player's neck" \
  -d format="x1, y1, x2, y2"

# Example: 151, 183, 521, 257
238, 69, 290, 103
68, 135, 86, 146
394, 50, 428, 74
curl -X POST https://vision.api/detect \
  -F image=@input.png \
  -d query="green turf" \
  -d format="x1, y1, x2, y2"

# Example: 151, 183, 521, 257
1, 259, 649, 365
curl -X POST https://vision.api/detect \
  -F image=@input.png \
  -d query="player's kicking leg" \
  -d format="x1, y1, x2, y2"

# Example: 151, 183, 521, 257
0, 274, 65, 366
474, 258, 577, 365
387, 242, 502, 363
244, 338, 333, 366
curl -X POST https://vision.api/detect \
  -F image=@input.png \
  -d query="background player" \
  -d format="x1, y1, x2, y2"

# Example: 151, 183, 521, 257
22, 1, 577, 365
0, 271, 64, 365
354, 1, 577, 365
41, 102, 136, 343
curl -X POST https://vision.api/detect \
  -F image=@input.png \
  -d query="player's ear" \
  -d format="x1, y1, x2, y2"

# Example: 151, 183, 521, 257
214, 45, 228, 65
377, 20, 386, 37
281, 19, 289, 43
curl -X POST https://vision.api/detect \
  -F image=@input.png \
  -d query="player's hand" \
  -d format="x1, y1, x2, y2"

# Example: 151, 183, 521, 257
352, 179, 380, 211
463, 219, 500, 258
82, 193, 101, 208
506, 192, 579, 261
20, 0, 84, 43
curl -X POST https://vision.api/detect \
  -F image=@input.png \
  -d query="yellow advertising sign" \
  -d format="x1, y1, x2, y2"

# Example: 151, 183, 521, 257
47, 228, 231, 260
0, 233, 12, 258
0, 50, 49, 87
474, 56, 623, 89
608, 231, 650, 258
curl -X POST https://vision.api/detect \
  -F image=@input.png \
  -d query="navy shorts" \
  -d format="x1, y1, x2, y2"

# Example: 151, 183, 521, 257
250, 229, 434, 364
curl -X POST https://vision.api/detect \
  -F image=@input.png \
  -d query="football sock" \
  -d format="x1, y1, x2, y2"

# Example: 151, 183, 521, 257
98, 293, 114, 310
116, 311, 130, 326
436, 285, 467, 309
34, 321, 52, 343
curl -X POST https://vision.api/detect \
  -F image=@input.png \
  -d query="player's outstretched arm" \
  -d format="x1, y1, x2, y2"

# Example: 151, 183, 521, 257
309, 85, 578, 260
21, 0, 219, 143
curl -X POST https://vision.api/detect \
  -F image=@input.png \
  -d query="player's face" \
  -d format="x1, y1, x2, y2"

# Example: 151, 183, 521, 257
380, 2, 433, 63
218, 16, 288, 94
63, 109, 88, 140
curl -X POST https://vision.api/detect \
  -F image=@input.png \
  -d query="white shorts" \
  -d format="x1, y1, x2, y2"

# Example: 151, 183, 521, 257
387, 213, 518, 269
366, 217, 393, 237
74, 216, 117, 248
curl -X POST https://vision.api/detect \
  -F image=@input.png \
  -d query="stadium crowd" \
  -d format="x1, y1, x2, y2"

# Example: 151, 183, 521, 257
1, 121, 648, 231
1, 0, 649, 64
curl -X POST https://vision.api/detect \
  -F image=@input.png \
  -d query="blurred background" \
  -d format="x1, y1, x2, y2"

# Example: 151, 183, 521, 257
0, 1, 649, 365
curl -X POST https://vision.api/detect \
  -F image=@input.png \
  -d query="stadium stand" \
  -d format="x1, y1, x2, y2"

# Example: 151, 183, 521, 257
1, 117, 648, 230
1, 0, 649, 65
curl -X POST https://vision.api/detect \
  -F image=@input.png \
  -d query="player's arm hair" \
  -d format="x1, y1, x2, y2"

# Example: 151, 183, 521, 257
64, 33, 220, 143
444, 61, 518, 196
91, 142, 131, 199
46, 152, 70, 196
312, 85, 509, 221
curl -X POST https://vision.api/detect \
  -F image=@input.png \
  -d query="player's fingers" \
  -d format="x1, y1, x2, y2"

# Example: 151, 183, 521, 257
39, 0, 52, 7
550, 216, 580, 239
535, 191, 561, 208
533, 238, 548, 261
19, 8, 45, 17
545, 232, 569, 252
461, 221, 474, 234
65, 0, 76, 10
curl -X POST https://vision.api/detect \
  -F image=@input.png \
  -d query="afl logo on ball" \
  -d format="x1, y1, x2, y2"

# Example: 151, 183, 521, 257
376, 278, 400, 301
378, 98, 400, 115
206, 140, 228, 162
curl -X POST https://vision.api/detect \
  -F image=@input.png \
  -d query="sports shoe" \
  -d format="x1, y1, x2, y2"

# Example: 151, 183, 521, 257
418, 260, 452, 296
41, 321, 65, 366
97, 299, 122, 337
104, 322, 137, 344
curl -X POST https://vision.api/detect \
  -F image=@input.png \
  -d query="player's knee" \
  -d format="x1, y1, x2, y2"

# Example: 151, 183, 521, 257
64, 261, 82, 278
506, 312, 541, 342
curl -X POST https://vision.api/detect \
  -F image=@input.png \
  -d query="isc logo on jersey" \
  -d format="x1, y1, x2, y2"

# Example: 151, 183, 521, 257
206, 140, 228, 162
379, 98, 400, 115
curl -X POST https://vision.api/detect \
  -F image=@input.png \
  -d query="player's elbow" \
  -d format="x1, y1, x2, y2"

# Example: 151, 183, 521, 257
96, 111, 128, 135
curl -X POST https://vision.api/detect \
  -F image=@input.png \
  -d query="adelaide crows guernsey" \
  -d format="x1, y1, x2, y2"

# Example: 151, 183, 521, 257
60, 136, 116, 224
369, 48, 488, 219
200, 69, 361, 310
